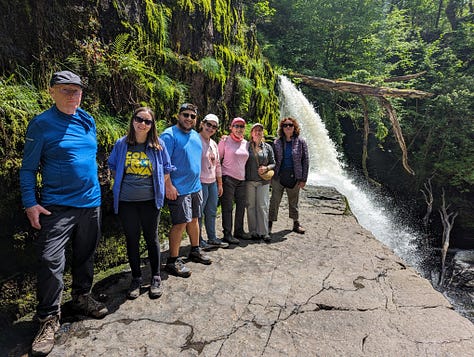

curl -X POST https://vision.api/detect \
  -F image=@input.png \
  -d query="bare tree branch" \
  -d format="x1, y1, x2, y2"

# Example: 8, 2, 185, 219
379, 97, 415, 175
383, 71, 427, 82
438, 188, 459, 285
420, 177, 434, 230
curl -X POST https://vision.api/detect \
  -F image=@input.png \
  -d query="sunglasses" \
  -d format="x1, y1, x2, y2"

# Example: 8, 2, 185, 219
181, 112, 197, 119
204, 121, 218, 130
282, 123, 294, 128
134, 116, 153, 126
232, 124, 245, 129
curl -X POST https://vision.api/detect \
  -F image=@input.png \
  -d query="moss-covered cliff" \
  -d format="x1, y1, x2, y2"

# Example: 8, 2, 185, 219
0, 0, 279, 326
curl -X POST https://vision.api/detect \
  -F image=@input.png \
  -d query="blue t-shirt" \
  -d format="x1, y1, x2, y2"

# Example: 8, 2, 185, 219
20, 105, 101, 208
281, 140, 294, 171
160, 125, 202, 195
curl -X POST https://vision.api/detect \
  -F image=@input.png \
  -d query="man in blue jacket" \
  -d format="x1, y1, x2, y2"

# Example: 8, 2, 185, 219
20, 70, 108, 356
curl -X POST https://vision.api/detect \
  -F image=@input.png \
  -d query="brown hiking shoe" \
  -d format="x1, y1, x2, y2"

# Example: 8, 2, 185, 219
72, 293, 108, 318
31, 314, 60, 356
293, 221, 305, 234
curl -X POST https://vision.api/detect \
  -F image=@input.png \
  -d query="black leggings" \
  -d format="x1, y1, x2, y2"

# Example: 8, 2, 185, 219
118, 200, 161, 278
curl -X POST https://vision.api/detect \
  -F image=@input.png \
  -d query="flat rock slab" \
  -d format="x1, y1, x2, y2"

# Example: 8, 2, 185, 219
10, 186, 474, 356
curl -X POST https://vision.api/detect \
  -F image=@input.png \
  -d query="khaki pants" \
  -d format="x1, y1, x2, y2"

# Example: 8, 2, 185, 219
269, 177, 300, 222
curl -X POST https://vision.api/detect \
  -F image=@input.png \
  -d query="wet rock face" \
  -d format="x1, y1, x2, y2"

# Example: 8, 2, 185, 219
451, 250, 474, 290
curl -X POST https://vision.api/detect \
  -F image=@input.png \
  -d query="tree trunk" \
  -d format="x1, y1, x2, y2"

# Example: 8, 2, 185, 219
438, 188, 459, 285
420, 178, 434, 232
292, 74, 433, 99
379, 98, 415, 175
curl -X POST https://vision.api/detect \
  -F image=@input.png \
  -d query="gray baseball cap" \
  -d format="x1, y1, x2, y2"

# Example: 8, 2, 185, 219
50, 70, 83, 87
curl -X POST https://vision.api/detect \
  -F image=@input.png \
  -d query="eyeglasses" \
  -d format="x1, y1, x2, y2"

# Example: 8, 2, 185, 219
204, 121, 218, 130
134, 116, 153, 126
233, 124, 245, 129
181, 112, 197, 119
282, 123, 294, 128
57, 88, 82, 97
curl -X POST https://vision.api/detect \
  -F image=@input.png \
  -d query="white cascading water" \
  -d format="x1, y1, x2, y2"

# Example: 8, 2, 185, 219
278, 75, 424, 271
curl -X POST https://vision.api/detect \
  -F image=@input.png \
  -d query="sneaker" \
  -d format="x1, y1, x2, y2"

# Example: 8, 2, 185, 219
200, 239, 213, 251
223, 233, 240, 244
71, 293, 108, 319
262, 234, 272, 242
149, 276, 163, 299
207, 238, 229, 249
165, 257, 191, 278
127, 277, 142, 300
31, 314, 60, 356
188, 248, 212, 265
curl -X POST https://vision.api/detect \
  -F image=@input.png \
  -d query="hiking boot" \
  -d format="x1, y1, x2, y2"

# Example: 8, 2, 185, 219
188, 248, 212, 265
207, 238, 229, 249
165, 257, 191, 278
223, 233, 239, 244
31, 314, 60, 356
234, 231, 251, 240
293, 221, 305, 234
149, 276, 163, 299
127, 277, 142, 300
71, 293, 108, 318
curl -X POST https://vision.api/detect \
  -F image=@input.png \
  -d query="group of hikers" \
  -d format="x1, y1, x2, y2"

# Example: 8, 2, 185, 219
19, 70, 309, 356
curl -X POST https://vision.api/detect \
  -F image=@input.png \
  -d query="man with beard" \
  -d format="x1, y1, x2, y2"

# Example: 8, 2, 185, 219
160, 103, 212, 278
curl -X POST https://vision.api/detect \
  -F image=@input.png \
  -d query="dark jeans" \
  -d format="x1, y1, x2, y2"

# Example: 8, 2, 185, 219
118, 200, 161, 279
35, 205, 101, 318
221, 175, 246, 236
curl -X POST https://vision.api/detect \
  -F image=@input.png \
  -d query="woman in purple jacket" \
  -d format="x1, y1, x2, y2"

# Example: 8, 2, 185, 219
269, 117, 309, 234
108, 107, 174, 299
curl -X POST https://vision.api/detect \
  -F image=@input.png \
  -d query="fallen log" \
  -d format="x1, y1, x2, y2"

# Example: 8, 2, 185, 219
292, 73, 433, 99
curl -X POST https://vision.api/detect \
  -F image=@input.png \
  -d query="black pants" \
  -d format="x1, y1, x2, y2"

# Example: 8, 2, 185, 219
220, 175, 246, 236
118, 200, 161, 279
36, 205, 101, 318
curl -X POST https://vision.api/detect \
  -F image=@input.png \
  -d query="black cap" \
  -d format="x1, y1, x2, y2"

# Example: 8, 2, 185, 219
179, 103, 198, 114
50, 70, 83, 87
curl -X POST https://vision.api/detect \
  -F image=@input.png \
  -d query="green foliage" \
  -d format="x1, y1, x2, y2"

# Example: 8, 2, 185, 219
199, 56, 223, 80
236, 75, 254, 113
94, 113, 127, 149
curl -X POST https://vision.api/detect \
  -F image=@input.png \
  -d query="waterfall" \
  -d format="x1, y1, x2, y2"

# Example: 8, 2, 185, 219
278, 75, 425, 271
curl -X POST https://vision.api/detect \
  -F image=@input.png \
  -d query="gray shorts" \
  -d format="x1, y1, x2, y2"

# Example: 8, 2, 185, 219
167, 191, 203, 225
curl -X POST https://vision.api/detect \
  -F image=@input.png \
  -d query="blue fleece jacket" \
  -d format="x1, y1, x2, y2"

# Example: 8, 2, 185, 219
108, 136, 175, 214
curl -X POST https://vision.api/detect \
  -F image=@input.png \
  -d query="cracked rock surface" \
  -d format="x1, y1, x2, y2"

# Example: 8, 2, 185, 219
12, 186, 474, 356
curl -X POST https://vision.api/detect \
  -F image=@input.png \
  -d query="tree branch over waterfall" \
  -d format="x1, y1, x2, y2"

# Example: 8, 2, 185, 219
291, 74, 434, 99
290, 73, 433, 176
